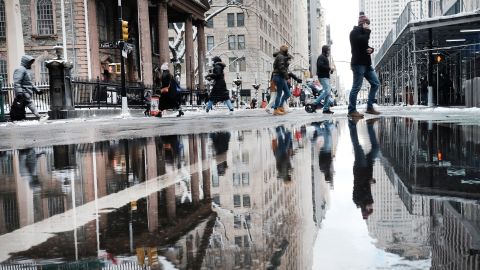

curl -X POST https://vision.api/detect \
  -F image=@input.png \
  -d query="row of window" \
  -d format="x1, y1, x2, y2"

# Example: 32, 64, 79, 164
0, 58, 50, 82
206, 12, 245, 29
0, 0, 55, 37
206, 34, 246, 51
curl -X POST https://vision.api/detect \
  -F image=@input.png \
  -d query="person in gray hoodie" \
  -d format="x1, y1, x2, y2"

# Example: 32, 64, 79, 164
13, 55, 48, 120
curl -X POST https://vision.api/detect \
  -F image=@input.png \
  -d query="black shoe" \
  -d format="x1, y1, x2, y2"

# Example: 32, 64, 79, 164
229, 109, 234, 112
177, 110, 184, 117
206, 108, 210, 113
322, 110, 334, 114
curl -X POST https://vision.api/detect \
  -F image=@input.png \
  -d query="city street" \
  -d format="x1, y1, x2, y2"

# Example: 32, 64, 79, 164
0, 105, 479, 269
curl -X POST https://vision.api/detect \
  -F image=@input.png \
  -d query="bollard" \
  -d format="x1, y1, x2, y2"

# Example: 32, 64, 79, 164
427, 86, 433, 107
0, 76, 4, 122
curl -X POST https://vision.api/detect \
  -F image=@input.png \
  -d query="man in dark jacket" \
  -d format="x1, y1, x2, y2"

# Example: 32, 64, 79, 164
314, 45, 334, 114
348, 12, 381, 118
13, 55, 48, 121
271, 45, 291, 115
205, 56, 234, 113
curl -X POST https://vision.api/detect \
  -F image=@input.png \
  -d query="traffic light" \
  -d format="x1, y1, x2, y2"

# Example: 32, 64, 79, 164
434, 54, 444, 64
121, 20, 129, 41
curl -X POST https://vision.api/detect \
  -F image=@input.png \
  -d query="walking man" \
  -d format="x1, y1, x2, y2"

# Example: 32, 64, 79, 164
271, 45, 291, 115
205, 56, 234, 113
348, 12, 381, 118
314, 45, 335, 114
13, 55, 48, 121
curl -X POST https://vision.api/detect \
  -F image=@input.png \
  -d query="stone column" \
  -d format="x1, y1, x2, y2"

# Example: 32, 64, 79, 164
200, 134, 211, 199
145, 138, 158, 232
185, 16, 194, 91
13, 151, 34, 227
196, 22, 206, 92
137, 0, 153, 85
88, 0, 101, 79
158, 1, 169, 65
5, 0, 25, 84
189, 135, 200, 206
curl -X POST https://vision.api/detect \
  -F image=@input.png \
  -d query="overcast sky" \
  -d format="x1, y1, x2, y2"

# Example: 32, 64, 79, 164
322, 0, 359, 91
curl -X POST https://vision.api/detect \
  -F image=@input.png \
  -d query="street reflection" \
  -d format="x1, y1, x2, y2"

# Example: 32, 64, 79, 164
0, 118, 479, 269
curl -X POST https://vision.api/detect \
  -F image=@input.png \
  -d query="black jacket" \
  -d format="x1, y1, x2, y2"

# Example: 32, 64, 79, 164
272, 51, 291, 79
207, 62, 230, 103
316, 46, 331, 78
350, 26, 374, 66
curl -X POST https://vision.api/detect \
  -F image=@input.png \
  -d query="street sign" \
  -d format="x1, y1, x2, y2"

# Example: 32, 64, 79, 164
100, 42, 119, 49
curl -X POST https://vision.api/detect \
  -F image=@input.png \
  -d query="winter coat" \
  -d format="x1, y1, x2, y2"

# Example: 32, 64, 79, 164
159, 70, 180, 110
316, 46, 331, 78
13, 55, 40, 98
207, 62, 230, 103
272, 51, 291, 79
350, 26, 374, 66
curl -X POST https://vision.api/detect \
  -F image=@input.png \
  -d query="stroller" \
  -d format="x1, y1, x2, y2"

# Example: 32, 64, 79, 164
303, 81, 336, 113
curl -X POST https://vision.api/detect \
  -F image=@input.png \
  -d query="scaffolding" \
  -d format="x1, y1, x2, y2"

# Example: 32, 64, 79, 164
374, 1, 480, 107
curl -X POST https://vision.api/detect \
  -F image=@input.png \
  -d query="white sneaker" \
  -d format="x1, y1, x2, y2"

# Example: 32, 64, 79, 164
39, 115, 49, 122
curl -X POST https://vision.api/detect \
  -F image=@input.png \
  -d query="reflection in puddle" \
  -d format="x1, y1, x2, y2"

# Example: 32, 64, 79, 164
0, 117, 479, 269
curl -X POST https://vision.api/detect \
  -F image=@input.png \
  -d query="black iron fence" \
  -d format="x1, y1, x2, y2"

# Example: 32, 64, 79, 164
1, 79, 209, 116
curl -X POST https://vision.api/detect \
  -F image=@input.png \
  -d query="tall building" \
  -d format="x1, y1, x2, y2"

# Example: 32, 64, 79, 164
204, 0, 297, 105
358, 0, 425, 62
307, 0, 326, 76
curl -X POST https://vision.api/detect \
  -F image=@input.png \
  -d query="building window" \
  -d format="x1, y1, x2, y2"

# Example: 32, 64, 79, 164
0, 0, 5, 38
37, 0, 54, 35
229, 57, 246, 72
227, 13, 235, 27
233, 195, 241, 208
213, 194, 220, 205
234, 236, 242, 247
228, 35, 236, 50
39, 59, 49, 82
238, 57, 246, 71
97, 3, 108, 41
260, 37, 263, 51
242, 172, 249, 185
206, 14, 213, 28
0, 58, 7, 81
212, 174, 219, 187
243, 195, 251, 207
207, 36, 214, 52
233, 172, 240, 186
237, 13, 245, 27
234, 215, 241, 229
237, 35, 245, 49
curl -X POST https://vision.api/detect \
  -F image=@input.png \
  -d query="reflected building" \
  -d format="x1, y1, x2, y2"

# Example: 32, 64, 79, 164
375, 117, 480, 268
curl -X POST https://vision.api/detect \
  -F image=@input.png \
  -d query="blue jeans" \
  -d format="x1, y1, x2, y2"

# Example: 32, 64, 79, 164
348, 65, 380, 113
206, 99, 234, 110
313, 78, 332, 111
272, 75, 291, 109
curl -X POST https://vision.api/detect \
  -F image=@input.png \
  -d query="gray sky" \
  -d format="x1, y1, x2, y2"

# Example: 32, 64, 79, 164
322, 0, 359, 90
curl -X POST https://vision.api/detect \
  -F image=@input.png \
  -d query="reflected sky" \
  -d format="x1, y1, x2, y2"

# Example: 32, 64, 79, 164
0, 117, 479, 270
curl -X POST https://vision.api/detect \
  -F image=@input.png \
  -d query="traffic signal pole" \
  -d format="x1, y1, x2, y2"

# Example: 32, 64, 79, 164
118, 0, 129, 116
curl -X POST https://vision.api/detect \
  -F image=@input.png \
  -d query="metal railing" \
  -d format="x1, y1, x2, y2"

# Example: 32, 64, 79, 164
1, 79, 209, 117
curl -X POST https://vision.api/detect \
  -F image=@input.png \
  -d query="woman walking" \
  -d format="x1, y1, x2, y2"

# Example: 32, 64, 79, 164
158, 63, 184, 117
205, 56, 234, 113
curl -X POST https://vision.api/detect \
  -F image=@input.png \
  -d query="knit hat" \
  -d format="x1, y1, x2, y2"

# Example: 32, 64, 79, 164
212, 56, 222, 63
358, 12, 370, 25
161, 62, 169, 71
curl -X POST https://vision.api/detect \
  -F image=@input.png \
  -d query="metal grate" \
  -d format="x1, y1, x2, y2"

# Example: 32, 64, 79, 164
0, 0, 5, 38
36, 0, 54, 35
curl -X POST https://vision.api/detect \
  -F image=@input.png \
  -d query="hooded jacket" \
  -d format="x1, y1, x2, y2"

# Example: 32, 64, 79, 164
349, 26, 374, 66
272, 51, 291, 79
13, 55, 39, 97
316, 46, 331, 79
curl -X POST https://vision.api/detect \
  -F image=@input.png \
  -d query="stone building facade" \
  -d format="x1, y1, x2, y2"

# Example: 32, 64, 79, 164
0, 0, 210, 93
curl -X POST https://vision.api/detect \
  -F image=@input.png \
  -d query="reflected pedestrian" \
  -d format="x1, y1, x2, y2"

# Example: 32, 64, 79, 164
13, 55, 48, 121
312, 120, 335, 186
205, 57, 234, 113
272, 126, 293, 181
348, 118, 379, 220
143, 89, 152, 116
210, 131, 231, 176
348, 12, 381, 118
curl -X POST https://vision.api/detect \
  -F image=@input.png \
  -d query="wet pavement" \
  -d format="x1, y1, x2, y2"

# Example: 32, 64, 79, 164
0, 116, 479, 270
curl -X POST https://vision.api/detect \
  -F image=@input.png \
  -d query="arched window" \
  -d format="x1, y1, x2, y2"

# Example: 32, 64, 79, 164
97, 3, 108, 41
0, 0, 5, 38
37, 0, 54, 35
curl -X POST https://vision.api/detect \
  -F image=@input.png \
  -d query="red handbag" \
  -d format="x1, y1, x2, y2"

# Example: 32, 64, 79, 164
292, 86, 301, 97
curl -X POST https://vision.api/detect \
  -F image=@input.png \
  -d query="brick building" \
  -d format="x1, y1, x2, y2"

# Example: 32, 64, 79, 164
0, 0, 210, 92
